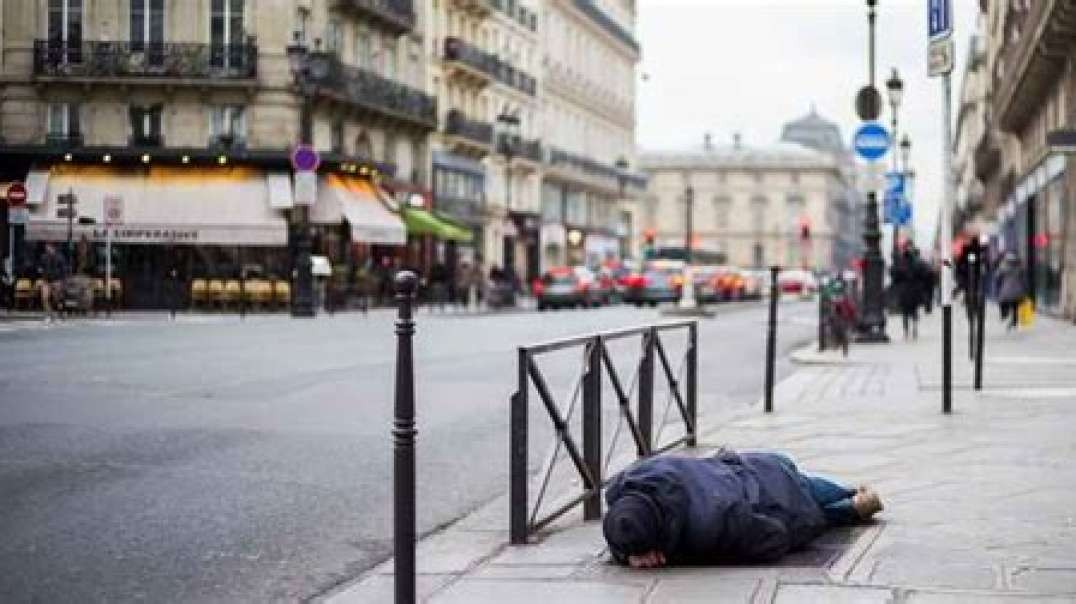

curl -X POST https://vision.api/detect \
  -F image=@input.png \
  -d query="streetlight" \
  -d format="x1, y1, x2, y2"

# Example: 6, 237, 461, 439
856, 0, 889, 342
895, 134, 912, 258
496, 109, 520, 273
286, 33, 317, 317
886, 68, 904, 263
615, 157, 630, 260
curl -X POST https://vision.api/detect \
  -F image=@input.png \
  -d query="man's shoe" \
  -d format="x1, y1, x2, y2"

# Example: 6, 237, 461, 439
852, 488, 884, 519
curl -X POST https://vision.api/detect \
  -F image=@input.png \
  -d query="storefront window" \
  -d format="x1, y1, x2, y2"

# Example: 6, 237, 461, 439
565, 190, 585, 225
541, 184, 563, 223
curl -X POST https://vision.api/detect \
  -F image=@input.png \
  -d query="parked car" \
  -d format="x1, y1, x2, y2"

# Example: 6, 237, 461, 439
690, 265, 724, 303
740, 269, 764, 299
535, 266, 611, 310
622, 269, 682, 307
778, 269, 818, 298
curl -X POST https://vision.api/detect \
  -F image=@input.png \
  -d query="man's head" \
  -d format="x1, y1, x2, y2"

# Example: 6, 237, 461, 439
602, 491, 663, 557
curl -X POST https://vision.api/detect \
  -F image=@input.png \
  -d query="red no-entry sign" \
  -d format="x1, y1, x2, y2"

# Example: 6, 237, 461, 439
6, 182, 27, 207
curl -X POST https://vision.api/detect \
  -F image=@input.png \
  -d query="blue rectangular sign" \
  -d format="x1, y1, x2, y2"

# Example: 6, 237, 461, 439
883, 172, 904, 224
929, 0, 952, 39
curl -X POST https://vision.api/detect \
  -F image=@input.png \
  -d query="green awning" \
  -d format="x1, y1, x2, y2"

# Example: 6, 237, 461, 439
402, 208, 473, 243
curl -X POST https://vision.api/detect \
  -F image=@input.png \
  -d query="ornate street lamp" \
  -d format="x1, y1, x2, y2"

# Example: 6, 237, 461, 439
287, 34, 316, 317
496, 110, 521, 274
856, 0, 889, 342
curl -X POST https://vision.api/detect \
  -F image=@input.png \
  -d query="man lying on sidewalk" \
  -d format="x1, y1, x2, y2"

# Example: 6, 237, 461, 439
602, 449, 883, 568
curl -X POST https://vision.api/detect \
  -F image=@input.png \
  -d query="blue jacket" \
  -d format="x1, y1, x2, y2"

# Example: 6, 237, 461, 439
605, 450, 827, 563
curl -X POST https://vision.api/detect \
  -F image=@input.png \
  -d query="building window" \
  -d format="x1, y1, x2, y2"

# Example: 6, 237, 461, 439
751, 196, 767, 233
356, 29, 372, 69
129, 105, 163, 146
785, 195, 805, 233
209, 105, 246, 147
753, 243, 764, 268
331, 120, 344, 154
295, 7, 309, 44
210, 0, 245, 68
47, 0, 83, 62
713, 196, 731, 230
382, 37, 398, 79
46, 102, 80, 142
355, 132, 372, 159
130, 0, 164, 52
383, 133, 397, 166
326, 19, 343, 53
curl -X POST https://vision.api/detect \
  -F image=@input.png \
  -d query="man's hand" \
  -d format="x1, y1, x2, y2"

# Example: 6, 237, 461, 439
627, 550, 666, 569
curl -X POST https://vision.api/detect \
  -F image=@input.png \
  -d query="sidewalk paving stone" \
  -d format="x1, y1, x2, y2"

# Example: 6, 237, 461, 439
323, 311, 1076, 603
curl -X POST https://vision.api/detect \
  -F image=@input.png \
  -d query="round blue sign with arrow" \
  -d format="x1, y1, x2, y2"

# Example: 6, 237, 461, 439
853, 122, 891, 162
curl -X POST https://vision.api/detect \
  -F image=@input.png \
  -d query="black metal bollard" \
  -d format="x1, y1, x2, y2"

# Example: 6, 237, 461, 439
392, 271, 418, 604
818, 289, 828, 352
967, 253, 978, 360
169, 269, 178, 320
764, 266, 780, 413
974, 255, 986, 390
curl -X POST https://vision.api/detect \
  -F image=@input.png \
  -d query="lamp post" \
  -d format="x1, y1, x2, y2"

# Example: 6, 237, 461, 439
886, 68, 904, 261
287, 34, 316, 318
679, 171, 698, 310
496, 110, 520, 275
857, 0, 889, 342
897, 135, 912, 255
615, 156, 629, 260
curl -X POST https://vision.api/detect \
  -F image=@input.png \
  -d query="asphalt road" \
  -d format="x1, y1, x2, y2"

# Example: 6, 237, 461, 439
0, 300, 815, 602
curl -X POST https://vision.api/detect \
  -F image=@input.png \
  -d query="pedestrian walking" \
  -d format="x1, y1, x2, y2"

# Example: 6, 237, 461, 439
889, 248, 923, 340
995, 253, 1026, 331
427, 261, 449, 312
38, 244, 67, 322
917, 260, 937, 315
602, 449, 883, 568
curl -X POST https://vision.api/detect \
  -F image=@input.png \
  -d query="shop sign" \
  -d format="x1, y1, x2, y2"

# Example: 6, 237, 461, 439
104, 195, 124, 226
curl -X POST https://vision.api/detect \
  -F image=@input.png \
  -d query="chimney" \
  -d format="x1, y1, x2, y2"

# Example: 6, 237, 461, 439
733, 132, 743, 150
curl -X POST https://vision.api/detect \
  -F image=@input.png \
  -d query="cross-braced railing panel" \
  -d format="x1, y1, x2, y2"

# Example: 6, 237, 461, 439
510, 321, 698, 544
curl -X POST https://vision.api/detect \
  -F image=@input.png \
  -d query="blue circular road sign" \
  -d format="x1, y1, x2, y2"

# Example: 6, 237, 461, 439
853, 123, 891, 162
291, 144, 320, 172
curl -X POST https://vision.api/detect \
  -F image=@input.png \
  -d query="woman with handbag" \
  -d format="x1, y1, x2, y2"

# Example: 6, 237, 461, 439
995, 253, 1026, 330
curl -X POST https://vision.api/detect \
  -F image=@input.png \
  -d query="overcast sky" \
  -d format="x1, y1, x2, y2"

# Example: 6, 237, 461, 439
636, 0, 979, 248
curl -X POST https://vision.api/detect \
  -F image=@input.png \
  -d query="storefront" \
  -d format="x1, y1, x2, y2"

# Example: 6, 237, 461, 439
22, 164, 289, 308
999, 154, 1068, 312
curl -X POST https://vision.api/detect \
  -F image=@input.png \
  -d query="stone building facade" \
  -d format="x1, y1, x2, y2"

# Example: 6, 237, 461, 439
539, 0, 645, 270
640, 138, 849, 272
0, 0, 437, 307
965, 0, 1076, 318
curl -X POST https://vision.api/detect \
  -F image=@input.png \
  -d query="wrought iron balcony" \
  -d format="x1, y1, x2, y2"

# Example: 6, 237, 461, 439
444, 37, 498, 80
499, 134, 543, 163
492, 61, 537, 96
572, 0, 639, 53
45, 133, 84, 148
435, 195, 485, 226
129, 134, 165, 147
302, 53, 437, 129
33, 40, 257, 80
445, 110, 493, 147
332, 0, 415, 34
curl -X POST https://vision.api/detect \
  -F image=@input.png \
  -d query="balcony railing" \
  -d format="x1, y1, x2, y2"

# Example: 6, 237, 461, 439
445, 110, 493, 146
332, 0, 414, 34
444, 37, 498, 78
435, 195, 485, 226
499, 134, 543, 162
572, 0, 639, 52
492, 61, 537, 96
33, 40, 257, 79
303, 53, 437, 129
444, 37, 537, 95
45, 133, 84, 148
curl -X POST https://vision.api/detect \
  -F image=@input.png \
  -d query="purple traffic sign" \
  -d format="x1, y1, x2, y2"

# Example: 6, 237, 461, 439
291, 144, 320, 172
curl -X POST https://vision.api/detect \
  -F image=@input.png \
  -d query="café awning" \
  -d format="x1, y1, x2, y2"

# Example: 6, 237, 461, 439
310, 174, 406, 246
25, 164, 287, 245
402, 207, 473, 242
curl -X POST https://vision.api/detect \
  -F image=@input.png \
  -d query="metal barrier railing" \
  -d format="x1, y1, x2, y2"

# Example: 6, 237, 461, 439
509, 321, 698, 544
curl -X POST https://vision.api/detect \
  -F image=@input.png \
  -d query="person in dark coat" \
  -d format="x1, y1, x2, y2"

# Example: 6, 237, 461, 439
602, 449, 882, 568
889, 248, 924, 340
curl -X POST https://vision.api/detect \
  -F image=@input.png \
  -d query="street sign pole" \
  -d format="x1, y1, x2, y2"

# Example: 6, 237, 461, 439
930, 0, 955, 414
941, 71, 954, 414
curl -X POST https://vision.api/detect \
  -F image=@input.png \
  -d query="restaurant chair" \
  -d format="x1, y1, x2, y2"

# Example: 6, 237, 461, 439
207, 279, 225, 310
190, 279, 209, 309
14, 279, 36, 310
272, 280, 291, 310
